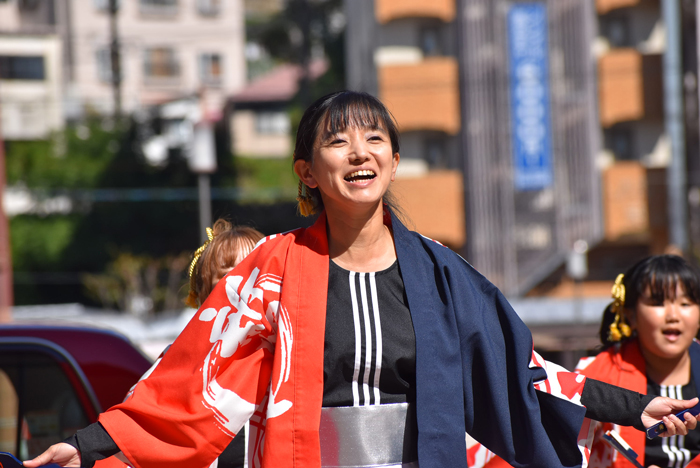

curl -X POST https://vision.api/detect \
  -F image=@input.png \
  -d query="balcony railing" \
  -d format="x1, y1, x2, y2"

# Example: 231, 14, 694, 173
602, 161, 668, 251
596, 0, 642, 15
378, 57, 460, 135
392, 170, 465, 248
598, 48, 662, 127
375, 0, 455, 24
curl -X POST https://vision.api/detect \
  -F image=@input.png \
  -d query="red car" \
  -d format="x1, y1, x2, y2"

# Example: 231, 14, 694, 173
0, 323, 152, 460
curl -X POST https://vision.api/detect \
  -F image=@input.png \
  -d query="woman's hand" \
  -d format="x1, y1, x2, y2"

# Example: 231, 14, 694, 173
22, 442, 81, 467
642, 396, 699, 436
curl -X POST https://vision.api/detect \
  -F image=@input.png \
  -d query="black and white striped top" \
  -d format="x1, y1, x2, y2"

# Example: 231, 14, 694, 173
646, 379, 700, 467
322, 260, 416, 408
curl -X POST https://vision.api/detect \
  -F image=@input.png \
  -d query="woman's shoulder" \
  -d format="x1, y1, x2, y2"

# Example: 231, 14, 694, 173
252, 227, 306, 252
401, 228, 461, 261
399, 228, 501, 296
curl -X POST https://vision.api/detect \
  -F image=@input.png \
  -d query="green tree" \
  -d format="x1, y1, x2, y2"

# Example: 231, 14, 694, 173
7, 117, 309, 308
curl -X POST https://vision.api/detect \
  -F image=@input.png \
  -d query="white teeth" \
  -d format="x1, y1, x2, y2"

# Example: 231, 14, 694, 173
346, 170, 375, 179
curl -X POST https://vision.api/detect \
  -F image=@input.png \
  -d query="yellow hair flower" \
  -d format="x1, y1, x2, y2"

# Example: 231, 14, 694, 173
185, 227, 215, 308
607, 273, 631, 342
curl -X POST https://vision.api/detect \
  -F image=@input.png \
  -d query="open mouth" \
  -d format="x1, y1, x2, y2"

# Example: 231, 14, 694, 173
662, 329, 682, 339
344, 170, 376, 183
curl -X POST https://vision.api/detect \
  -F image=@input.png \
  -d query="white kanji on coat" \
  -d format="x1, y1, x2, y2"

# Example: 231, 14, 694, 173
198, 267, 290, 436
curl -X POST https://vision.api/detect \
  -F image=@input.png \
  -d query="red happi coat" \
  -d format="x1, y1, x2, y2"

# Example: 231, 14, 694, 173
98, 211, 594, 468
99, 215, 331, 468
577, 340, 700, 468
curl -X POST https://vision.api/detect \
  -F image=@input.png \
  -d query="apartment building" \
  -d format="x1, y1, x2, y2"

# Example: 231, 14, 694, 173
0, 0, 63, 139
0, 0, 246, 135
345, 0, 601, 296
343, 0, 700, 366
0, 34, 63, 139
345, 0, 466, 251
595, 0, 674, 256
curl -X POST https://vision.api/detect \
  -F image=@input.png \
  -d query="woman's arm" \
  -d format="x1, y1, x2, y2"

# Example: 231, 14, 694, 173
581, 377, 699, 435
26, 259, 283, 468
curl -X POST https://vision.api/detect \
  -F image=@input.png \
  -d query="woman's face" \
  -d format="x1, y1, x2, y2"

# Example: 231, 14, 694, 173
294, 123, 399, 213
631, 284, 700, 360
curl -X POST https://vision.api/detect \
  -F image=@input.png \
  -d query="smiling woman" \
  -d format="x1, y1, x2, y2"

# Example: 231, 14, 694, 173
292, 91, 400, 216
24, 92, 700, 468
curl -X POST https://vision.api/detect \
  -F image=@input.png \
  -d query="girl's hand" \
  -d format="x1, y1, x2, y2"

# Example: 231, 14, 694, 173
642, 396, 699, 436
22, 442, 81, 467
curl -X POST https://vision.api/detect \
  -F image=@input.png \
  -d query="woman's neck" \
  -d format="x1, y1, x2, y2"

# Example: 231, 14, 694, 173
324, 201, 396, 272
641, 346, 692, 386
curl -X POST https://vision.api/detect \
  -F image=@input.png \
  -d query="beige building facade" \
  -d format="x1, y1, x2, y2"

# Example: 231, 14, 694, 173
0, 0, 246, 136
0, 33, 63, 139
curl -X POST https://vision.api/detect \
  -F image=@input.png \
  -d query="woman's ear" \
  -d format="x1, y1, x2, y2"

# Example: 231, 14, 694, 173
294, 159, 318, 189
390, 152, 400, 182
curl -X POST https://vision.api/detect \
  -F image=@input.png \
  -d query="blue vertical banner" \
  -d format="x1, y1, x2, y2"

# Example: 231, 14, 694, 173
507, 2, 553, 191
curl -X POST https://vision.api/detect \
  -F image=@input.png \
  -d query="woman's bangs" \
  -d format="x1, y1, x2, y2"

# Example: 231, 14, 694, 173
322, 98, 387, 137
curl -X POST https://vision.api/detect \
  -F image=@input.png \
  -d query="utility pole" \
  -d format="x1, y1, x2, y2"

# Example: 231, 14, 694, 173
294, 0, 311, 108
663, 0, 689, 253
0, 99, 13, 323
189, 95, 216, 243
109, 0, 122, 121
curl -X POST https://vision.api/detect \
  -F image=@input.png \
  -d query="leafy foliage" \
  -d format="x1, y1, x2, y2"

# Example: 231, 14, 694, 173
7, 118, 307, 309
10, 215, 79, 271
6, 119, 121, 189
235, 156, 297, 196
246, 0, 345, 103
83, 251, 190, 315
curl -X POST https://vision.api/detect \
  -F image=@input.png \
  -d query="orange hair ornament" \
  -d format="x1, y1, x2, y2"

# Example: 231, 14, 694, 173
296, 180, 316, 217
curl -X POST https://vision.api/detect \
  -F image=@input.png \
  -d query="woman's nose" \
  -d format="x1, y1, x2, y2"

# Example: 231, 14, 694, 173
349, 137, 369, 160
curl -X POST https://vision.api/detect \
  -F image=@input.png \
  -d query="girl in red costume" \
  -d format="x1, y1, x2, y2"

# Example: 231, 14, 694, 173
577, 255, 700, 468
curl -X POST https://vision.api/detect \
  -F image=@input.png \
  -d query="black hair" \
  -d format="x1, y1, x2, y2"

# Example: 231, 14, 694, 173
598, 255, 700, 347
293, 91, 401, 214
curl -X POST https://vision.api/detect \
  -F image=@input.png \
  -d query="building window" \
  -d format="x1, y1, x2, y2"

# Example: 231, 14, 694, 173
18, 0, 40, 10
605, 128, 634, 161
96, 47, 122, 83
140, 0, 178, 16
143, 47, 180, 79
93, 0, 120, 11
0, 55, 45, 80
196, 0, 221, 16
601, 15, 630, 48
425, 138, 447, 168
420, 27, 442, 57
255, 111, 290, 135
199, 53, 222, 86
